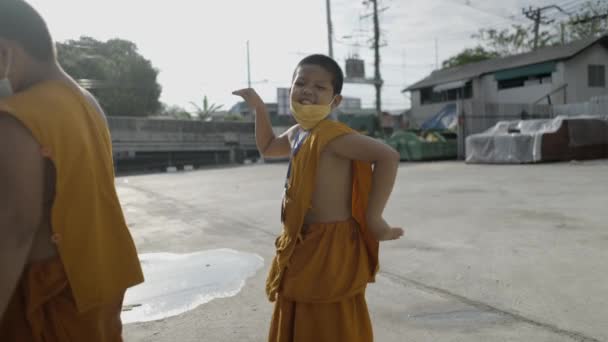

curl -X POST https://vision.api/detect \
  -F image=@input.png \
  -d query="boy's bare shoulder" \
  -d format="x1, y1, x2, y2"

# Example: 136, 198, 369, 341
326, 132, 398, 162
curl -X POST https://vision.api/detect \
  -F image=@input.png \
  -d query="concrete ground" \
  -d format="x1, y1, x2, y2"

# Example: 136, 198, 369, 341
121, 160, 608, 342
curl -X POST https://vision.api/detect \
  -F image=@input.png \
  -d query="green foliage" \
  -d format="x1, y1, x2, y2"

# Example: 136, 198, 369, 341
562, 0, 608, 42
442, 46, 500, 68
158, 103, 191, 120
450, 0, 608, 62
56, 36, 162, 117
473, 24, 554, 56
189, 95, 224, 120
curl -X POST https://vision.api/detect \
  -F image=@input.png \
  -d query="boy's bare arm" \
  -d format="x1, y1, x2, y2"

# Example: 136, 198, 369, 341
327, 133, 404, 241
0, 114, 45, 317
232, 88, 296, 158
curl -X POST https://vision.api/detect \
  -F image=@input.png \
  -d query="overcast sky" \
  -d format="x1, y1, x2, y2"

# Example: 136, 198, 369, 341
28, 0, 582, 111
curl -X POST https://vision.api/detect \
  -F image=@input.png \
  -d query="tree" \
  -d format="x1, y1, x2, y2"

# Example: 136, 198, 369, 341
189, 95, 224, 120
473, 24, 555, 56
158, 103, 191, 120
441, 24, 553, 70
56, 37, 162, 117
440, 1, 607, 71
442, 46, 500, 68
562, 0, 608, 42
468, 1, 607, 59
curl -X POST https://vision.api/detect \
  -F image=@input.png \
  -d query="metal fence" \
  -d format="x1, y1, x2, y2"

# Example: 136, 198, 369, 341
457, 101, 553, 158
456, 95, 608, 159
553, 95, 608, 117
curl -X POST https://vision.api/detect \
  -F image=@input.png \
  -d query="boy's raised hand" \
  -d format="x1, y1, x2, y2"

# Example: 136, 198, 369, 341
232, 88, 264, 110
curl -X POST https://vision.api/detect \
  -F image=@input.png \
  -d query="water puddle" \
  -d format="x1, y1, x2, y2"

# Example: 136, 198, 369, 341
121, 249, 264, 324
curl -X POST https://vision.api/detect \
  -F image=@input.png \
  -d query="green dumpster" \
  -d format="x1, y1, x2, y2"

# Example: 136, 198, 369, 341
386, 130, 457, 161
338, 114, 379, 137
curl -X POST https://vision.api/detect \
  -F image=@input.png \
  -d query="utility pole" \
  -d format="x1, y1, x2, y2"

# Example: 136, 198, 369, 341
523, 5, 567, 49
326, 0, 334, 58
402, 49, 407, 85
435, 38, 439, 69
370, 0, 383, 135
246, 40, 251, 88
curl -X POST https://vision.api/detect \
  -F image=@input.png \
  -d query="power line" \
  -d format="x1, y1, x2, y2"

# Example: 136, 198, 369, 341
545, 0, 594, 22
546, 0, 587, 20
344, 2, 529, 49
571, 12, 608, 25
557, 0, 587, 12
462, 1, 527, 24
378, 63, 435, 68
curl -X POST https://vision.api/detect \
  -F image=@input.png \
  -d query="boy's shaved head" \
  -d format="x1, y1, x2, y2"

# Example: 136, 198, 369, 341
0, 0, 55, 62
294, 54, 344, 95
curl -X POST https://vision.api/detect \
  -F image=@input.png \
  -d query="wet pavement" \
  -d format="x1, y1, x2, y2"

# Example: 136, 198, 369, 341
121, 250, 263, 324
120, 160, 608, 342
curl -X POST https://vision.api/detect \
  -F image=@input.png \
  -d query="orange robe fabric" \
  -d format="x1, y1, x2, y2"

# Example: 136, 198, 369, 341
0, 257, 124, 342
267, 120, 380, 342
0, 81, 143, 311
0, 81, 143, 340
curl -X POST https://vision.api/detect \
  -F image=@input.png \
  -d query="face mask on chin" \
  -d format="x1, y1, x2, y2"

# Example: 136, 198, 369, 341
290, 96, 336, 130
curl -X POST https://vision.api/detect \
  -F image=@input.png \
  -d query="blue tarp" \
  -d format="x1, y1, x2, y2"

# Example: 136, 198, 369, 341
420, 103, 457, 130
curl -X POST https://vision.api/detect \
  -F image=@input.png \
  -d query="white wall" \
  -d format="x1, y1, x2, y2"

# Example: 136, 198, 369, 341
564, 44, 608, 103
497, 83, 553, 103
476, 61, 567, 105
477, 75, 497, 103
411, 90, 421, 108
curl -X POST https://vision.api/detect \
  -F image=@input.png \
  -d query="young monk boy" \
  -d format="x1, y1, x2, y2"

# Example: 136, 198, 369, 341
233, 54, 403, 342
0, 1, 143, 340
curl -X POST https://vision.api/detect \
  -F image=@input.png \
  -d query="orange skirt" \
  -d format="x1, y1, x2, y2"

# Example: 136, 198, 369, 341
0, 257, 124, 342
269, 219, 375, 342
269, 292, 373, 342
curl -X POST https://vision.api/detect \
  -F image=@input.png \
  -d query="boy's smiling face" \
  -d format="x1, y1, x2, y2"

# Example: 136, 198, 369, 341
290, 64, 342, 107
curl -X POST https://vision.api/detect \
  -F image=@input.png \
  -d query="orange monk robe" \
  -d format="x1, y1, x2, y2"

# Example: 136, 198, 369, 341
0, 81, 143, 341
267, 120, 380, 342
0, 257, 124, 342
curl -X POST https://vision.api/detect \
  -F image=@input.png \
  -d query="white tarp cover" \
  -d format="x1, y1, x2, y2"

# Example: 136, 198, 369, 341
465, 116, 608, 164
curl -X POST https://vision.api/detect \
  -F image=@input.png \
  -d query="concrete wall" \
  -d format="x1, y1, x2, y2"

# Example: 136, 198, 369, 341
108, 117, 256, 154
564, 44, 608, 103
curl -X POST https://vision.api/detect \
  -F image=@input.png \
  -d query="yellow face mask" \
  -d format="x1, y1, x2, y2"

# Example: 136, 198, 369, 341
290, 97, 336, 130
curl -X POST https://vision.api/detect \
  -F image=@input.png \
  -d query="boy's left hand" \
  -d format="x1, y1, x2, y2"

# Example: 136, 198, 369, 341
232, 88, 264, 110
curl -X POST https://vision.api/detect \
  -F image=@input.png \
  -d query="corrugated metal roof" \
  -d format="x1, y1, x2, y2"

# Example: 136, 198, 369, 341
403, 35, 608, 92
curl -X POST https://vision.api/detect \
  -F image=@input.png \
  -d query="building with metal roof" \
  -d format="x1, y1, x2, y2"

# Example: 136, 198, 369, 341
403, 35, 608, 126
